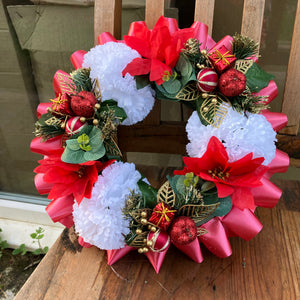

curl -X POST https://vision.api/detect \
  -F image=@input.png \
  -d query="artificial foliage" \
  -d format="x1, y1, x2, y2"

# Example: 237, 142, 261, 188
30, 16, 289, 273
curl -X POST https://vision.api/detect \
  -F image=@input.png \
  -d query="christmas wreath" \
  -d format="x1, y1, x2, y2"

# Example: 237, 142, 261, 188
31, 16, 289, 273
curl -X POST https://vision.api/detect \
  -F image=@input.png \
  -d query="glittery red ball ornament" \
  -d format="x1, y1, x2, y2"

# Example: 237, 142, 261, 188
70, 91, 98, 117
168, 216, 197, 245
218, 69, 247, 97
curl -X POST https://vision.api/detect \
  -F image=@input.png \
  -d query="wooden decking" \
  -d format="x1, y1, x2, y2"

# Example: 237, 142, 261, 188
15, 170, 300, 300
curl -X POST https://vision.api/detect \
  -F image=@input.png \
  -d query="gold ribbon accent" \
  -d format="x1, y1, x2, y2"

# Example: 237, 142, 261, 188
211, 49, 235, 66
153, 202, 176, 226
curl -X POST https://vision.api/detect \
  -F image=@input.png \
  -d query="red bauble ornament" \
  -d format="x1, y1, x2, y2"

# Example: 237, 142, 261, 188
70, 91, 98, 117
168, 216, 197, 245
51, 93, 73, 115
196, 69, 218, 93
218, 69, 247, 97
65, 116, 87, 136
147, 230, 170, 252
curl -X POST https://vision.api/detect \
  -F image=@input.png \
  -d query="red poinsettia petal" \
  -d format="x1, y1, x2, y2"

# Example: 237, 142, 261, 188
228, 154, 265, 175
124, 36, 151, 58
214, 182, 235, 198
150, 25, 172, 61
149, 59, 172, 84
171, 28, 195, 49
73, 178, 89, 204
85, 165, 98, 183
122, 58, 152, 77
181, 157, 204, 175
164, 44, 179, 68
95, 159, 115, 172
231, 187, 255, 210
48, 183, 76, 200
43, 168, 78, 184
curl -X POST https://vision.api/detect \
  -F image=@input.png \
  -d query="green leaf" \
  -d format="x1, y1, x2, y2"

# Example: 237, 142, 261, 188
201, 181, 216, 192
43, 246, 49, 253
0, 240, 9, 249
161, 77, 182, 94
33, 249, 42, 255
137, 180, 157, 209
30, 233, 37, 239
99, 101, 127, 122
101, 99, 118, 106
135, 75, 150, 90
176, 54, 193, 86
37, 234, 44, 240
12, 248, 22, 255
245, 62, 275, 92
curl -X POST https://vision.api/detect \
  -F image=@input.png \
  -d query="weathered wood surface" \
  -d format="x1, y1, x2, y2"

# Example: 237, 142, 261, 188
241, 0, 265, 47
194, 0, 215, 36
280, 0, 300, 136
16, 177, 300, 300
94, 0, 122, 44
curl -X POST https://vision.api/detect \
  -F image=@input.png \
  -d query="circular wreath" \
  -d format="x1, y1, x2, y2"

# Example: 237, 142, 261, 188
31, 16, 289, 273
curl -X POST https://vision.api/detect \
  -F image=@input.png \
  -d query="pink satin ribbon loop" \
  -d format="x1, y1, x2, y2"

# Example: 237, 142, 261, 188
145, 245, 170, 274
191, 21, 208, 50
98, 32, 117, 45
46, 194, 74, 228
34, 173, 53, 194
127, 21, 147, 36
252, 177, 282, 208
165, 17, 179, 34
266, 150, 289, 178
261, 110, 288, 132
208, 35, 234, 53
37, 103, 51, 118
30, 136, 63, 156
78, 236, 93, 248
173, 238, 203, 263
107, 245, 135, 265
199, 218, 232, 258
71, 50, 87, 69
255, 80, 278, 104
221, 207, 263, 241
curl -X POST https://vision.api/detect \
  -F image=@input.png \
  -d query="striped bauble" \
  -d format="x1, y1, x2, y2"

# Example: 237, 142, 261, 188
65, 116, 87, 136
196, 68, 218, 93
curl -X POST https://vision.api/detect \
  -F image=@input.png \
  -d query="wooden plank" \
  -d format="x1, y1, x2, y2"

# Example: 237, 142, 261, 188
142, 100, 161, 126
241, 0, 265, 47
280, 0, 300, 136
145, 0, 164, 29
15, 179, 300, 300
117, 122, 188, 154
94, 0, 122, 45
276, 133, 300, 159
194, 0, 215, 36
30, 0, 94, 5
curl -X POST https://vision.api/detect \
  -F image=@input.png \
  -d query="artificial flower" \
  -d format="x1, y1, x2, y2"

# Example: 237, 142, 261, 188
34, 152, 114, 204
122, 16, 194, 84
73, 161, 142, 250
186, 107, 277, 165
175, 137, 269, 210
82, 42, 155, 125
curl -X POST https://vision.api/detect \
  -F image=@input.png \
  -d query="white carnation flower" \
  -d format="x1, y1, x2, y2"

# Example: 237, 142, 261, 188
82, 42, 155, 125
186, 107, 277, 165
73, 161, 142, 250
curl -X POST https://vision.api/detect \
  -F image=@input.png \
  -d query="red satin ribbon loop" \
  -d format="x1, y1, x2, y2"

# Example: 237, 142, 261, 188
221, 207, 263, 241
71, 50, 87, 69
261, 110, 288, 132
98, 32, 117, 45
30, 136, 63, 156
199, 218, 232, 258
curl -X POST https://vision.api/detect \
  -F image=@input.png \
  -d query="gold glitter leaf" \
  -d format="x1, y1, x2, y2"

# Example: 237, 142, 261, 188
128, 231, 148, 248
234, 59, 254, 74
56, 73, 76, 94
93, 78, 102, 101
175, 82, 202, 101
197, 227, 208, 236
157, 181, 176, 207
130, 208, 153, 223
200, 98, 230, 128
178, 203, 220, 224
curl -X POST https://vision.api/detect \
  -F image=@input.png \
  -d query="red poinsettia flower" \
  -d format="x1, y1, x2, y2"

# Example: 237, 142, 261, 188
122, 16, 194, 85
34, 152, 114, 204
175, 137, 269, 210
